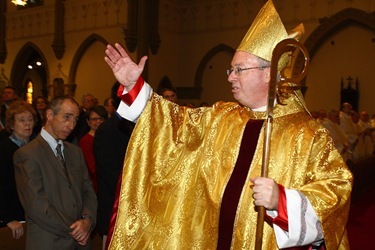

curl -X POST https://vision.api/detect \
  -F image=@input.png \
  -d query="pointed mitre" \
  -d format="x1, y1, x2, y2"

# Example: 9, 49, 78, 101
237, 0, 304, 68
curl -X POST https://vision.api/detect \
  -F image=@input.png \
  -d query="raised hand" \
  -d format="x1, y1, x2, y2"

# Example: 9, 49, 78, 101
104, 43, 148, 91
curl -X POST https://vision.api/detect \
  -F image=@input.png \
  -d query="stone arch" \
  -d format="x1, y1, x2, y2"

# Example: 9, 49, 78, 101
195, 44, 235, 88
69, 33, 109, 84
294, 8, 375, 90
177, 44, 235, 99
11, 42, 49, 98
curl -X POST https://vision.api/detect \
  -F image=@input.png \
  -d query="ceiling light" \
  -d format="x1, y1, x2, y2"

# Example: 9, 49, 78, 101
11, 0, 27, 6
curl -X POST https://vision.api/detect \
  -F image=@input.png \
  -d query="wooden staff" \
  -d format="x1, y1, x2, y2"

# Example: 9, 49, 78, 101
254, 38, 310, 250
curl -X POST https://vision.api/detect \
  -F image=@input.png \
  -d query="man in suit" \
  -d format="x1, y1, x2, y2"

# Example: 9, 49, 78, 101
14, 96, 97, 250
94, 82, 134, 249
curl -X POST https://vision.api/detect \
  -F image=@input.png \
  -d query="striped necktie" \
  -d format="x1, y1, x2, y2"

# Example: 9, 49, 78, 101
56, 143, 68, 176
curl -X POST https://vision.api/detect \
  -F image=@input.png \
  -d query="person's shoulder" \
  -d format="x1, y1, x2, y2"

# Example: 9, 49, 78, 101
21, 135, 43, 149
282, 111, 326, 132
0, 137, 17, 151
0, 129, 10, 140
13, 136, 44, 157
0, 137, 10, 146
64, 141, 85, 157
96, 116, 119, 133
80, 133, 93, 141
200, 101, 245, 118
64, 140, 81, 150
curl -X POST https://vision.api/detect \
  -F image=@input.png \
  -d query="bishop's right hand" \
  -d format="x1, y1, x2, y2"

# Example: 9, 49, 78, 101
104, 43, 148, 91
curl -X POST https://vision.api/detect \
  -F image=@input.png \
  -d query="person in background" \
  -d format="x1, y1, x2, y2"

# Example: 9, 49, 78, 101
103, 97, 116, 118
185, 102, 196, 108
73, 93, 96, 141
317, 109, 327, 123
1, 86, 19, 133
13, 95, 97, 250
0, 112, 12, 140
351, 111, 374, 160
359, 111, 375, 155
199, 102, 210, 107
339, 102, 358, 153
321, 109, 350, 161
32, 96, 48, 134
159, 87, 178, 103
79, 105, 108, 193
94, 82, 134, 250
93, 98, 99, 107
358, 111, 371, 129
310, 110, 319, 120
0, 100, 37, 240
104, 0, 352, 249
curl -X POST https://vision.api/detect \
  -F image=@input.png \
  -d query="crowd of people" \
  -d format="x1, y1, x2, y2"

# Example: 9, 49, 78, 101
0, 0, 357, 249
0, 84, 134, 249
311, 103, 375, 162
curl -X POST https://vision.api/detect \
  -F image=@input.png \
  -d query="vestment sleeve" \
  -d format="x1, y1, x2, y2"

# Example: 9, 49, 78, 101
273, 189, 324, 248
116, 77, 153, 122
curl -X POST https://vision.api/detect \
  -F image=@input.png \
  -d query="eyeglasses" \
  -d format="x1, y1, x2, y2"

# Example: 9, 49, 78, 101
226, 66, 270, 76
15, 118, 34, 124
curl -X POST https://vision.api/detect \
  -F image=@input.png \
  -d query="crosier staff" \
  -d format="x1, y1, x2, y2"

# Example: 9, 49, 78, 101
255, 38, 310, 250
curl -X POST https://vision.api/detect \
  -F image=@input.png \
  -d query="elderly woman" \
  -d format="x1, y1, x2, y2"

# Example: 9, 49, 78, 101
79, 105, 108, 193
0, 100, 37, 239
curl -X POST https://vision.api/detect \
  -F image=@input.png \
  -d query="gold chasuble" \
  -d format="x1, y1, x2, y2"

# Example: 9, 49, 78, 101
108, 93, 352, 250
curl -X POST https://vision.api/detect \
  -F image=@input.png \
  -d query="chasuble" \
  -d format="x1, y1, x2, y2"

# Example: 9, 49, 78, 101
108, 92, 352, 250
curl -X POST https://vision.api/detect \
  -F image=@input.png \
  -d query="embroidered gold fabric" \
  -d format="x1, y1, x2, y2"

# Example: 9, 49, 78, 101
237, 0, 287, 62
237, 0, 304, 70
108, 93, 352, 250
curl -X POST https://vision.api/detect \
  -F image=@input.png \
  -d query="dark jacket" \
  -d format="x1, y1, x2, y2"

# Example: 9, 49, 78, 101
93, 113, 134, 236
13, 135, 97, 250
0, 138, 25, 227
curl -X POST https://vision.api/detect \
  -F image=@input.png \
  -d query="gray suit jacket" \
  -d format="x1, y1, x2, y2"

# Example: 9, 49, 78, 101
14, 134, 97, 250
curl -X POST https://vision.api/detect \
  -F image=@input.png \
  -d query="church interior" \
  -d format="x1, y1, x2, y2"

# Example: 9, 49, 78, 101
1, 0, 375, 249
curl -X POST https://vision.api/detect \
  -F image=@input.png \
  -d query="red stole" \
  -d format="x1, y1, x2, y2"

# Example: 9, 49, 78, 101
105, 168, 122, 249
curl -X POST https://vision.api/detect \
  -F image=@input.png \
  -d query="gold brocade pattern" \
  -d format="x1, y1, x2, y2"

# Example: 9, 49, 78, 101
109, 93, 353, 250
237, 0, 287, 64
236, 0, 305, 70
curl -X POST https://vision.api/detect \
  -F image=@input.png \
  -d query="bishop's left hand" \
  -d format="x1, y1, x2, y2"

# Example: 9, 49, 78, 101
250, 177, 279, 210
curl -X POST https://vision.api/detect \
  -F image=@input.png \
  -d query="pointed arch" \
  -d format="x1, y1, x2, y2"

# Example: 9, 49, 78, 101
69, 33, 109, 84
195, 44, 235, 88
177, 44, 235, 99
294, 8, 375, 89
11, 42, 49, 98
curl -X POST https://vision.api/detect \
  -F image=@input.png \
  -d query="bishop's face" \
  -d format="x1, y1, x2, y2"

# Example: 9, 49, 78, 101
227, 51, 270, 110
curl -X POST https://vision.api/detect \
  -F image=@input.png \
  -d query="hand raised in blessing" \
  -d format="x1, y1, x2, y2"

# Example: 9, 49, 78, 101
104, 43, 148, 91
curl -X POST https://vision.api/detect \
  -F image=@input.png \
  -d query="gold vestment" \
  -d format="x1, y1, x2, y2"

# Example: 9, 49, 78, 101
109, 93, 353, 250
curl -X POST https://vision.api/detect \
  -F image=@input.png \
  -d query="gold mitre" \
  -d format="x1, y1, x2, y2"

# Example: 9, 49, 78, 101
237, 0, 304, 68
